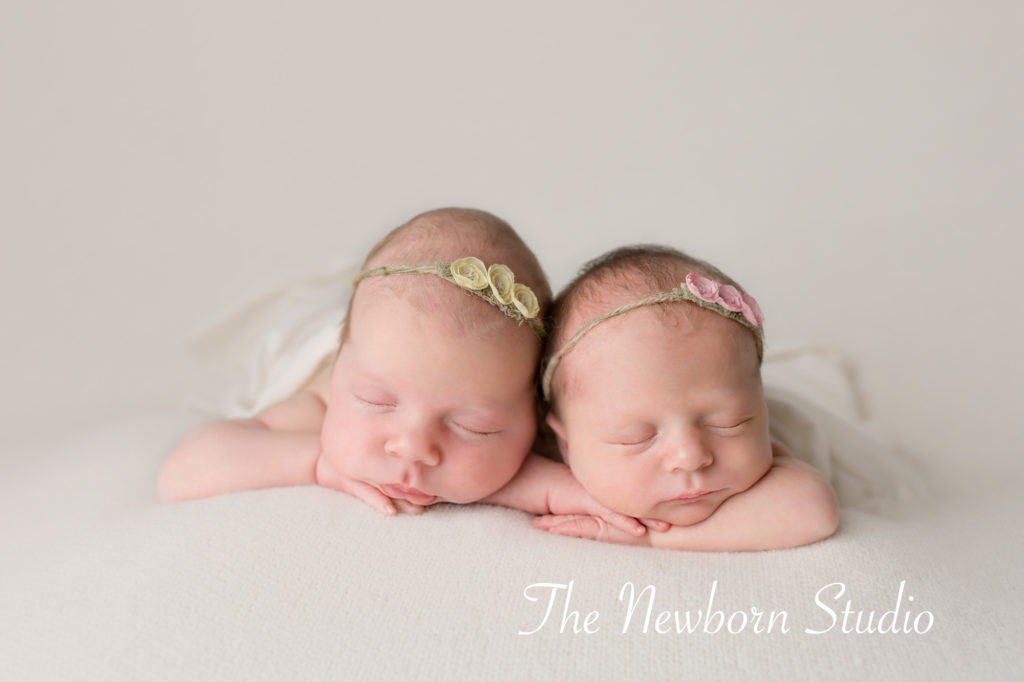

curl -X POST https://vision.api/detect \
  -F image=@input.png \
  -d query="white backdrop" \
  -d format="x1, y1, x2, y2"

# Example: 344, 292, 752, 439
2, 0, 1022, 484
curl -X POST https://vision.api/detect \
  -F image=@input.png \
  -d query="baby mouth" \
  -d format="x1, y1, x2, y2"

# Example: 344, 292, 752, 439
377, 483, 438, 506
668, 490, 718, 504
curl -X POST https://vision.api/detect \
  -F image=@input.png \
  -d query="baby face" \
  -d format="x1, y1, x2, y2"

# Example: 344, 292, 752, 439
320, 281, 539, 505
547, 305, 772, 526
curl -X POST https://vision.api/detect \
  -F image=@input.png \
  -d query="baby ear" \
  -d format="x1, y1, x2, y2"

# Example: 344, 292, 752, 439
545, 412, 570, 463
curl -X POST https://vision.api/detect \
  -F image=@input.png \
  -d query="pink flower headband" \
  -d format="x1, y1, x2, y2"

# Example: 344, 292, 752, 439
541, 272, 765, 400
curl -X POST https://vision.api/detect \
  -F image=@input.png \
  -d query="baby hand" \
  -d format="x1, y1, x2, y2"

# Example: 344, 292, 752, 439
544, 471, 652, 538
315, 454, 425, 516
532, 515, 652, 546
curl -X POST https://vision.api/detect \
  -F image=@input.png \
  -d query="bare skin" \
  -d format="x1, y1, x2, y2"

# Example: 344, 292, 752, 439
158, 278, 647, 536
540, 304, 839, 551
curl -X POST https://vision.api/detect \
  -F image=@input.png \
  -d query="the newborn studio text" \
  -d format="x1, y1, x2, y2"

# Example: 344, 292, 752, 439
517, 580, 934, 636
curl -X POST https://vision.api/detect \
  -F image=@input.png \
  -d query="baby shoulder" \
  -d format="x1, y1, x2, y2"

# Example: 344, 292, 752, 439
253, 387, 328, 432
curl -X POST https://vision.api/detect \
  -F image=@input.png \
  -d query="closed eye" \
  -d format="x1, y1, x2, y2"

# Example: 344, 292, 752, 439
352, 394, 396, 410
450, 421, 502, 437
607, 432, 657, 447
705, 417, 752, 434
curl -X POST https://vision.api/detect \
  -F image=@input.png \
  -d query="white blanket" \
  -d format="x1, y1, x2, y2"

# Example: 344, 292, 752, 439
0, 410, 1018, 681
4, 265, 1016, 682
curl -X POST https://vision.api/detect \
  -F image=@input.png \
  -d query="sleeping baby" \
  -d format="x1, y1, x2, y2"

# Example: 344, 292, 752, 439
534, 245, 839, 550
158, 208, 646, 536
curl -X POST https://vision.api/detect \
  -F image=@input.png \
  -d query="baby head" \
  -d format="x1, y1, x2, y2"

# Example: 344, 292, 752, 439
320, 208, 551, 505
542, 245, 771, 527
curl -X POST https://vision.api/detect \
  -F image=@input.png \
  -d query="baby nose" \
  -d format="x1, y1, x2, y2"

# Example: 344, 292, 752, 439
663, 432, 713, 473
384, 424, 441, 466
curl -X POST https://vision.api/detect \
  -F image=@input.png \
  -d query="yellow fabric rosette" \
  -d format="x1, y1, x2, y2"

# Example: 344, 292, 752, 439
355, 256, 545, 338
486, 264, 516, 304
449, 257, 489, 291
510, 283, 540, 319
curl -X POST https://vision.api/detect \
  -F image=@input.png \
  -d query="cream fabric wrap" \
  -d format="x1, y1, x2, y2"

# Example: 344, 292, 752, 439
185, 261, 356, 418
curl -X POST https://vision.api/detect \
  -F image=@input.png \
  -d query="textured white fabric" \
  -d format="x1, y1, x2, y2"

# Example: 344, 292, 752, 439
0, 411, 1020, 682
184, 260, 358, 418
0, 266, 1012, 682
764, 378, 928, 510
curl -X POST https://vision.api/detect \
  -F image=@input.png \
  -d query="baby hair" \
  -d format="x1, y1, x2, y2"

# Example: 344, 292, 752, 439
544, 244, 760, 404
341, 207, 552, 343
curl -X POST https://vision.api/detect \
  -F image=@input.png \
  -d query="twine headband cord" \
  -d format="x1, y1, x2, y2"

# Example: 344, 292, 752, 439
355, 256, 546, 339
541, 272, 764, 401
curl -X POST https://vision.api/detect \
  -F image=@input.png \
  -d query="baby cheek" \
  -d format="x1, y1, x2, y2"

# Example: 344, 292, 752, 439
465, 413, 536, 496
747, 432, 774, 470
440, 430, 532, 503
320, 411, 376, 475
319, 406, 342, 452
725, 440, 773, 488
455, 447, 528, 503
570, 456, 630, 512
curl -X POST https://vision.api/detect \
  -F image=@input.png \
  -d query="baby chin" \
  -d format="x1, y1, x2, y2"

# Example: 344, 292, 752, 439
649, 491, 730, 527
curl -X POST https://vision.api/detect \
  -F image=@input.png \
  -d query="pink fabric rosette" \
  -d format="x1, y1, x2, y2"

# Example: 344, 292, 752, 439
684, 272, 719, 301
684, 272, 764, 328
740, 293, 764, 327
715, 284, 744, 312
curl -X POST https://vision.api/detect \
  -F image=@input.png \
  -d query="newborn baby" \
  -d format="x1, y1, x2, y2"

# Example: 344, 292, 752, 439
159, 208, 644, 536
535, 245, 839, 550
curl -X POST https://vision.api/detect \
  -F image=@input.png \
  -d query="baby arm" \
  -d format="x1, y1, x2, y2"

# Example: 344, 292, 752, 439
157, 390, 325, 502
483, 455, 655, 537
535, 442, 839, 551
159, 388, 424, 514
646, 449, 838, 551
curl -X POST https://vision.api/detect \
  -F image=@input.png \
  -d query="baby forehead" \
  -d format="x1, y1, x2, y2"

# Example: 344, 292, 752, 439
350, 275, 521, 339
563, 297, 723, 342
559, 304, 759, 385
354, 274, 480, 316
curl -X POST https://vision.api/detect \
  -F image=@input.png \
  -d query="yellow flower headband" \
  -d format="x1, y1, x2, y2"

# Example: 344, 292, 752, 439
356, 256, 546, 338
541, 272, 765, 400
